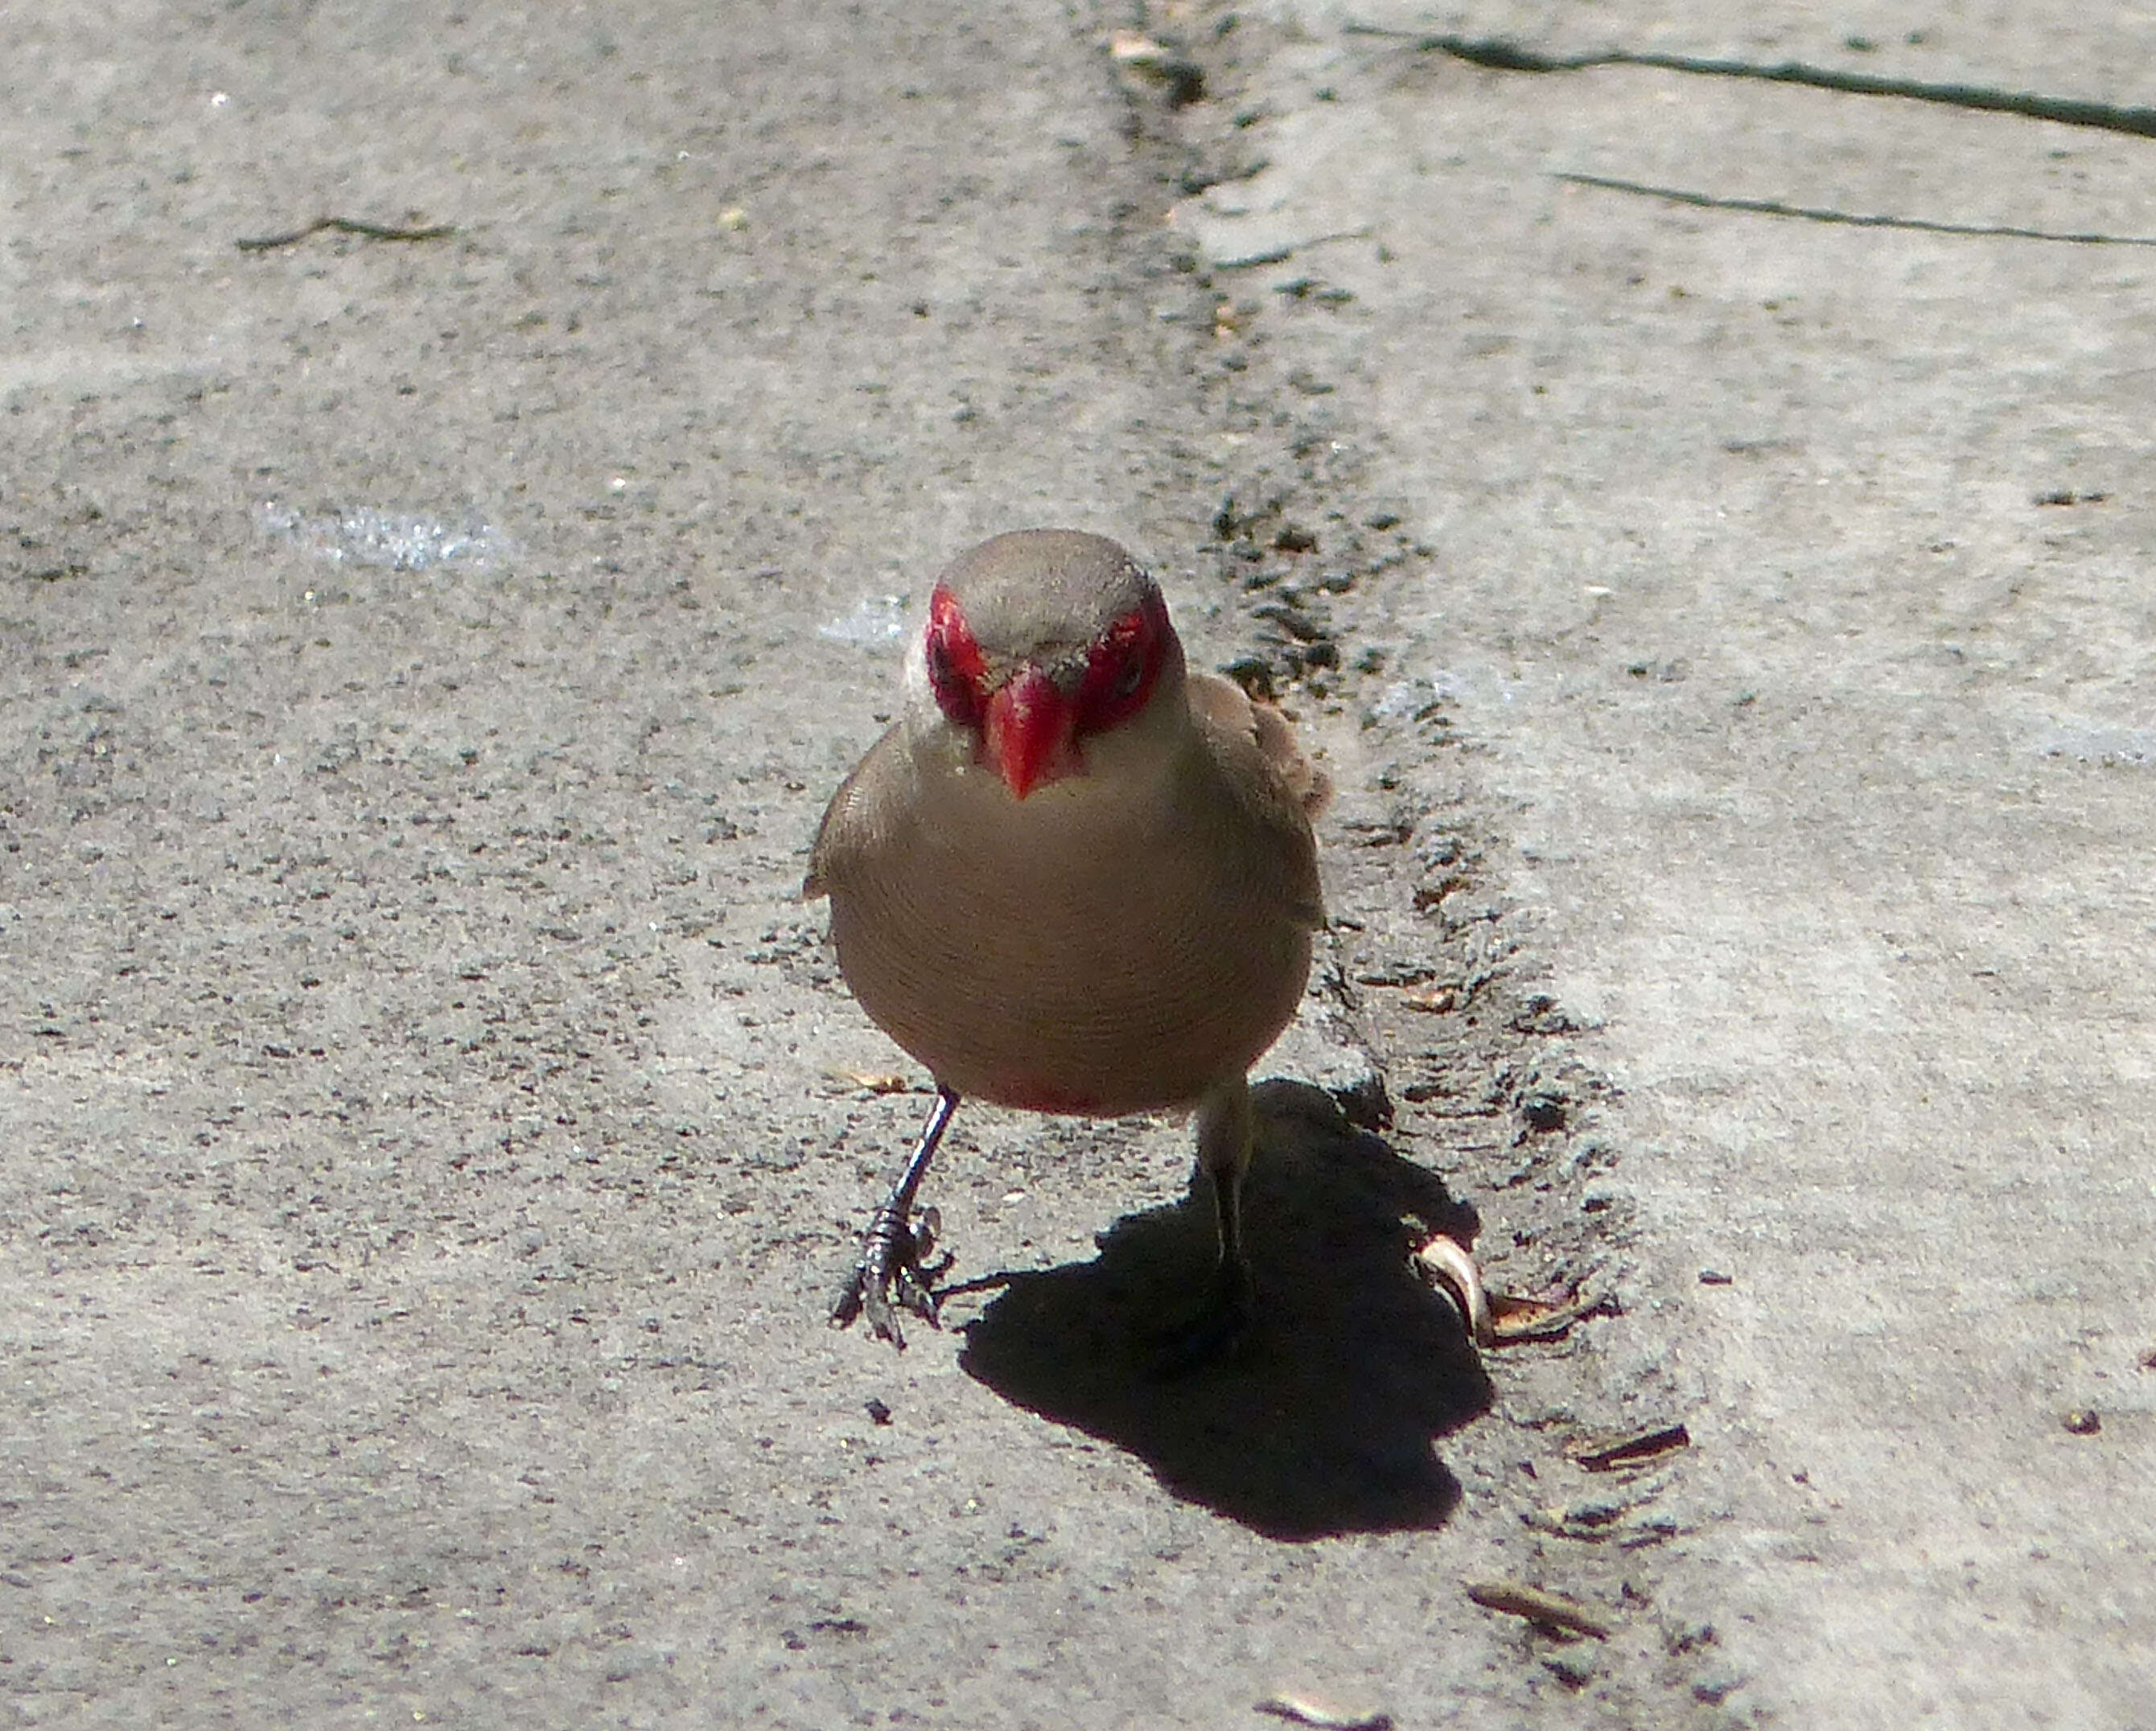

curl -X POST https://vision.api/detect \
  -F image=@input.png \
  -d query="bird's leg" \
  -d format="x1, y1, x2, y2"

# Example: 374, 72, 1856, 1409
1199, 1073, 1256, 1310
830, 1085, 961, 1349
1154, 1074, 1257, 1371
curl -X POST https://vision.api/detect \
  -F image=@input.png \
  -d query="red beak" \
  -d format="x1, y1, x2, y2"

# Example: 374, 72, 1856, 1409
982, 666, 1078, 800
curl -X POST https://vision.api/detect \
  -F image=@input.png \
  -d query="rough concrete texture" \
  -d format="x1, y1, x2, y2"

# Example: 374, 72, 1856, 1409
1172, 1, 2156, 1721
2, 1, 2150, 1727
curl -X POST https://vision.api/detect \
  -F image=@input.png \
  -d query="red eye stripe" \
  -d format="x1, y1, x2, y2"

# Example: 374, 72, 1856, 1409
924, 584, 989, 726
1075, 590, 1170, 737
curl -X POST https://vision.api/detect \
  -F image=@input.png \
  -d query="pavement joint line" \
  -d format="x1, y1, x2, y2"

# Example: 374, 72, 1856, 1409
1552, 172, 2156, 248
1343, 25, 2156, 140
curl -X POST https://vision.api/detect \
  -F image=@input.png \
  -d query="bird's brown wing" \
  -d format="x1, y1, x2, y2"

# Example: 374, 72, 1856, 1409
803, 722, 909, 901
1184, 670, 1328, 930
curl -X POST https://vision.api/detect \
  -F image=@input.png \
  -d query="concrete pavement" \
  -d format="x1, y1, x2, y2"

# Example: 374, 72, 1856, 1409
1173, 1, 2156, 1720
6, 1, 2150, 1726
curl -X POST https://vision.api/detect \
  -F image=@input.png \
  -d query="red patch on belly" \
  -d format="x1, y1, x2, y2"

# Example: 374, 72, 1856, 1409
982, 1077, 1105, 1116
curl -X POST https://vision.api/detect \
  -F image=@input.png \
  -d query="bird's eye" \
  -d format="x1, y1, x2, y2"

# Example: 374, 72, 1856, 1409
924, 588, 989, 728
925, 633, 976, 725
1075, 598, 1168, 736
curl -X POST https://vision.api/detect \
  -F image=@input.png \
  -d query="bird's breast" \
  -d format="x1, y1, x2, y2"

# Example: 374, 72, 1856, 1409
823, 755, 1311, 1114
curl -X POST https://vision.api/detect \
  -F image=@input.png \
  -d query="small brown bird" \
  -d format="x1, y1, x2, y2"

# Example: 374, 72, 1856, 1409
807, 529, 1329, 1349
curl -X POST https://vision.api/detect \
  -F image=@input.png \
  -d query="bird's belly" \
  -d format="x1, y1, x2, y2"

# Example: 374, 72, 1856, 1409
826, 835, 1310, 1116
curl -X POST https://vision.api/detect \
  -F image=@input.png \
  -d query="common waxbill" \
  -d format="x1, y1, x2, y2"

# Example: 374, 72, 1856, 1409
808, 529, 1329, 1350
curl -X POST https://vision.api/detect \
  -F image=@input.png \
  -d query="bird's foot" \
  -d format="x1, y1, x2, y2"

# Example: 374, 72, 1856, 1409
830, 1203, 952, 1350
1148, 1256, 1255, 1378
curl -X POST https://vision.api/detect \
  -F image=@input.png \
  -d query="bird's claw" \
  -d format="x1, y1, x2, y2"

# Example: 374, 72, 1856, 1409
1413, 1231, 1494, 1347
830, 1204, 952, 1349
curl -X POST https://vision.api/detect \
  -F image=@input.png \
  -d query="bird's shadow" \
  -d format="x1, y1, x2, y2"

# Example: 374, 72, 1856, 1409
957, 1081, 1493, 1540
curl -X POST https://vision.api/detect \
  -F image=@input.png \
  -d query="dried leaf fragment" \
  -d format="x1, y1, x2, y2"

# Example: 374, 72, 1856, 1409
1465, 1580, 1612, 1639
1105, 31, 1205, 105
1400, 984, 1459, 1014
827, 1068, 911, 1095
1488, 1286, 1609, 1344
1254, 1697, 1395, 1731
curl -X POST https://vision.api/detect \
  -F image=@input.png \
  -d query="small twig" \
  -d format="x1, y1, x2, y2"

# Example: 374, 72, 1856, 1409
1570, 1422, 1693, 1471
1555, 172, 2156, 248
1465, 1580, 1612, 1639
236, 215, 459, 252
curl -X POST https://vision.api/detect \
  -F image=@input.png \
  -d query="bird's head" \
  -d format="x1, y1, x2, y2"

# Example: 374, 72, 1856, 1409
903, 529, 1186, 801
